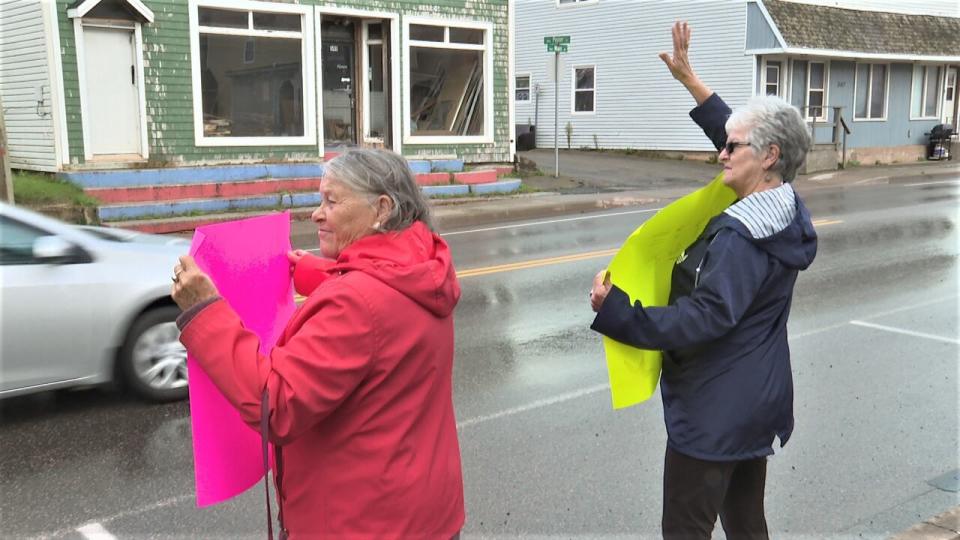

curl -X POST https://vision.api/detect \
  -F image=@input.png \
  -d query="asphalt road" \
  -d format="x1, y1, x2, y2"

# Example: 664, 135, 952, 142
1, 177, 957, 539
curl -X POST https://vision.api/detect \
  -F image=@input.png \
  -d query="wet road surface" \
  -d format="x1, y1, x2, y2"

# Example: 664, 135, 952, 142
1, 177, 957, 539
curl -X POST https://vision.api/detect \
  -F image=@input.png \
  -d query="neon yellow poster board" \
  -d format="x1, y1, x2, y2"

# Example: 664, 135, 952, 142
604, 174, 736, 409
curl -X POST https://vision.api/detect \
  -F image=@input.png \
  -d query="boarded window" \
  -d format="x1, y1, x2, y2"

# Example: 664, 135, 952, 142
408, 23, 487, 137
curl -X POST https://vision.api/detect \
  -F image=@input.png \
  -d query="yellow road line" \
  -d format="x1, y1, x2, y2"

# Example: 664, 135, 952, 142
456, 248, 619, 278
293, 219, 844, 298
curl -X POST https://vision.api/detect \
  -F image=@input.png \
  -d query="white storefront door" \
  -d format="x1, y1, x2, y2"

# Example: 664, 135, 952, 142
83, 26, 141, 156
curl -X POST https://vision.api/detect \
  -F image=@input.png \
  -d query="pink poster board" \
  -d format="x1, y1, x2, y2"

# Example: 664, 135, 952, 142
186, 212, 296, 507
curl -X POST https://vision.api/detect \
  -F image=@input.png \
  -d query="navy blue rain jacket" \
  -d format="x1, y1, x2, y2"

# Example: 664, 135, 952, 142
590, 94, 818, 461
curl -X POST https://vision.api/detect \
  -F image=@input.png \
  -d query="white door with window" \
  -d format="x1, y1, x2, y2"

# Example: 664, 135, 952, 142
83, 26, 142, 156
944, 67, 957, 126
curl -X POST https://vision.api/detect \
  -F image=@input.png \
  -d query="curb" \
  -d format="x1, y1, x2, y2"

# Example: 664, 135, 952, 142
889, 506, 960, 540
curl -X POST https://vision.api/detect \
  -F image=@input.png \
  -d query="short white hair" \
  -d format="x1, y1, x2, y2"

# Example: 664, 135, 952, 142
726, 95, 811, 182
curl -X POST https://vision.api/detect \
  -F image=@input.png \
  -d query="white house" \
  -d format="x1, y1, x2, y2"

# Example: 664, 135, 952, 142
514, 0, 960, 166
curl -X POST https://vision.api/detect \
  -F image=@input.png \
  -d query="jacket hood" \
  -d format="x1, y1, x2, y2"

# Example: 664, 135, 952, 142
710, 195, 817, 271
332, 221, 461, 317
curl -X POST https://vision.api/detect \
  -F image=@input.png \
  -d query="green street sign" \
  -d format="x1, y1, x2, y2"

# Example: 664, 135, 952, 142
544, 35, 571, 52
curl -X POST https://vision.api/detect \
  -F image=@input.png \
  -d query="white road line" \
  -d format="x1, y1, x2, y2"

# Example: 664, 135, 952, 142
75, 523, 117, 540
849, 320, 959, 345
36, 494, 193, 539
902, 179, 960, 187
860, 295, 957, 321
456, 383, 610, 430
440, 208, 662, 237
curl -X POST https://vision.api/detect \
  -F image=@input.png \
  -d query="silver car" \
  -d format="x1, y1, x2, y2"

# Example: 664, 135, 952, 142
0, 202, 190, 401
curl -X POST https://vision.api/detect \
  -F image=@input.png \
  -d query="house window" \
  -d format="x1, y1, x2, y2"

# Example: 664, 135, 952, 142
516, 75, 531, 102
805, 61, 827, 121
193, 4, 310, 143
572, 66, 595, 114
854, 63, 888, 120
762, 59, 784, 97
911, 64, 943, 119
765, 62, 780, 96
406, 21, 490, 139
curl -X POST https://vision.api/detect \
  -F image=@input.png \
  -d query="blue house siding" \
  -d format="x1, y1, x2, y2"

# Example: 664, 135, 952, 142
847, 63, 943, 148
745, 3, 780, 50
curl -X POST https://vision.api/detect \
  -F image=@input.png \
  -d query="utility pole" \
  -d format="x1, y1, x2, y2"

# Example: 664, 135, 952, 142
0, 95, 13, 204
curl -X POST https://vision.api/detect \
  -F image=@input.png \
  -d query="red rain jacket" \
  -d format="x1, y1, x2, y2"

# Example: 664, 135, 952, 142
180, 221, 464, 539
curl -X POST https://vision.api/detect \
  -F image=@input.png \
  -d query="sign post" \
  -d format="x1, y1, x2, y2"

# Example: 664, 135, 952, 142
544, 35, 570, 178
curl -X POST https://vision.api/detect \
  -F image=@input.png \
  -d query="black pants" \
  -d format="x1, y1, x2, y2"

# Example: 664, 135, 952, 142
662, 446, 769, 540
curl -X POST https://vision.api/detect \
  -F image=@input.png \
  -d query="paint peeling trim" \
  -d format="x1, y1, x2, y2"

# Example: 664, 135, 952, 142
43, 0, 70, 168
69, 0, 154, 23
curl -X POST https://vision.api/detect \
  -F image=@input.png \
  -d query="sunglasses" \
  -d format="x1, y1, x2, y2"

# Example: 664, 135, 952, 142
723, 141, 751, 155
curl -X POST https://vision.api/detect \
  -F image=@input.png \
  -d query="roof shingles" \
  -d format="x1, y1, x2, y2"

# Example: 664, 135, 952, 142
762, 0, 960, 57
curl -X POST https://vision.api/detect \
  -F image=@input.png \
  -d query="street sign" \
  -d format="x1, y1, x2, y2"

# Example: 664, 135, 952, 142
544, 35, 571, 52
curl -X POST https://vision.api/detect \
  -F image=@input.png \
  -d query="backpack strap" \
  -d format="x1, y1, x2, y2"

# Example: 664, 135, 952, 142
261, 389, 287, 539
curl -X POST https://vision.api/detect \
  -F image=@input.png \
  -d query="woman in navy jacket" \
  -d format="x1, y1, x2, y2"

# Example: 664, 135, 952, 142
589, 22, 817, 539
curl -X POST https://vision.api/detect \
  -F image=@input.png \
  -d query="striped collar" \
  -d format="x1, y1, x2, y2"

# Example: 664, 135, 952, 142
724, 183, 797, 239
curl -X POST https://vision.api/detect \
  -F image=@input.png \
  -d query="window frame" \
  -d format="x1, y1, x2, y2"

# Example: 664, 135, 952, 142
760, 56, 788, 98
402, 16, 494, 145
853, 62, 889, 122
515, 73, 532, 103
188, 0, 316, 147
361, 20, 388, 144
804, 60, 829, 122
570, 65, 596, 115
910, 63, 945, 121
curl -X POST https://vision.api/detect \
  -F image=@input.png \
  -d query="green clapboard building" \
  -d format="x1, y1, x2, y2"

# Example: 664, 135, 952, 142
0, 0, 513, 172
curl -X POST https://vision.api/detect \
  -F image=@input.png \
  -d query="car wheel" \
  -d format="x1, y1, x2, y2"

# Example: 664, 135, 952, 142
119, 306, 188, 402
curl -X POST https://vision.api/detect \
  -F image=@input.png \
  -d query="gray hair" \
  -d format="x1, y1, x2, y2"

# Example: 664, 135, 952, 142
323, 148, 433, 231
726, 95, 811, 183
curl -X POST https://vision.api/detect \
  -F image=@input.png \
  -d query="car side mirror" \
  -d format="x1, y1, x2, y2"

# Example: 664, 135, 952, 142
32, 236, 90, 264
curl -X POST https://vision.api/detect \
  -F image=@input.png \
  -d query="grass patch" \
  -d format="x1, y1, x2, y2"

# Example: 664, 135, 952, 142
13, 171, 99, 207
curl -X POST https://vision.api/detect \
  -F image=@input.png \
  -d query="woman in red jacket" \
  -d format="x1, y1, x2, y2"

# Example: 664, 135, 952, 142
171, 149, 465, 539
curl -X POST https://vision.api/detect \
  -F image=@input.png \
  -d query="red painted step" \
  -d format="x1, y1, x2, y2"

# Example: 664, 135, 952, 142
86, 177, 321, 204
415, 172, 451, 186
453, 170, 497, 185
